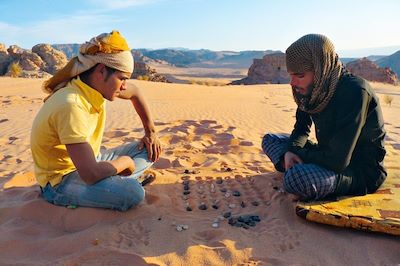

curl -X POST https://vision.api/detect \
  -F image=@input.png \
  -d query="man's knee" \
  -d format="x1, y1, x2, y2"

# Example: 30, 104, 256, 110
283, 164, 316, 200
118, 184, 145, 211
261, 133, 274, 153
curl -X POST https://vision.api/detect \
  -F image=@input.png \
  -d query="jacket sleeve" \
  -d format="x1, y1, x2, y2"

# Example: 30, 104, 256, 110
288, 108, 312, 149
292, 88, 371, 173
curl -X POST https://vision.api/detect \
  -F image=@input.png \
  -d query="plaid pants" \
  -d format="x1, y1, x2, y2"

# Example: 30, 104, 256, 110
262, 133, 338, 200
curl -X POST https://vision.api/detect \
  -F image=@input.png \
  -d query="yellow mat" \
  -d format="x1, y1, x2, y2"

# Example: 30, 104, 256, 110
296, 144, 400, 236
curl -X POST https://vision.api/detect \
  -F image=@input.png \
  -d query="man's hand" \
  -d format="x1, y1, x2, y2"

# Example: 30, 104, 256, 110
284, 151, 303, 170
118, 155, 136, 176
139, 134, 162, 162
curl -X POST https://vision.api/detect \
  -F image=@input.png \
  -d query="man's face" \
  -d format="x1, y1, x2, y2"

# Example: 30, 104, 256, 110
289, 70, 314, 96
101, 69, 131, 101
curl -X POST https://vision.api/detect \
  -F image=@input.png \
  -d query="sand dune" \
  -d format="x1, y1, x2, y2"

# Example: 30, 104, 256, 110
0, 77, 399, 265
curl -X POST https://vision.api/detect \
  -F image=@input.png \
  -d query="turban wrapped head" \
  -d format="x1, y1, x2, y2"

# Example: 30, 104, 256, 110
43, 30, 134, 96
286, 34, 344, 114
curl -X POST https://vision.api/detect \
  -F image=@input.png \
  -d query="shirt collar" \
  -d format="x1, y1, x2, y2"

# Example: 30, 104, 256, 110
70, 77, 105, 112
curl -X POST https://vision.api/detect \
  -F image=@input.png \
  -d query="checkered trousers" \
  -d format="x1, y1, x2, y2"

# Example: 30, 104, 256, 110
262, 133, 338, 200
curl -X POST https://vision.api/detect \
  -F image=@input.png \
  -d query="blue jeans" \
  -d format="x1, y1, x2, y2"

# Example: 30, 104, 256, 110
41, 141, 153, 211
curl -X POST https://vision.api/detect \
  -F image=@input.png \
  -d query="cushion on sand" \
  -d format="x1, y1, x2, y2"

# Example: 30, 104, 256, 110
296, 144, 400, 236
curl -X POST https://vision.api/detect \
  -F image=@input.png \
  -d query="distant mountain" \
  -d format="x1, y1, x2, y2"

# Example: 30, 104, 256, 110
376, 50, 400, 78
52, 44, 80, 59
137, 49, 280, 68
338, 45, 400, 58
52, 44, 280, 69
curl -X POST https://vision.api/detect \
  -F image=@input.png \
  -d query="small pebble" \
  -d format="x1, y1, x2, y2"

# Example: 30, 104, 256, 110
199, 203, 207, 210
240, 201, 246, 208
220, 188, 227, 193
184, 169, 190, 174
273, 186, 279, 190
228, 203, 236, 209
183, 191, 191, 195
212, 204, 219, 209
232, 191, 241, 197
186, 206, 193, 211
212, 222, 219, 228
223, 211, 232, 218
224, 192, 231, 198
251, 201, 259, 206
176, 225, 183, 231
183, 184, 190, 191
182, 224, 189, 230
92, 238, 99, 245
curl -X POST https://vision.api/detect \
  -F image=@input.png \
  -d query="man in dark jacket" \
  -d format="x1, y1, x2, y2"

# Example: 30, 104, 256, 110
262, 34, 387, 201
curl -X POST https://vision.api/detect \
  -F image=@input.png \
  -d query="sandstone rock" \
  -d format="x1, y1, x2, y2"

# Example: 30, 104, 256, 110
231, 53, 289, 85
347, 57, 398, 85
32, 44, 68, 74
131, 59, 170, 83
0, 43, 11, 75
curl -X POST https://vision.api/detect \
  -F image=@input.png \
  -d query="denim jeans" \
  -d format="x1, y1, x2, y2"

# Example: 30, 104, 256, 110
41, 141, 153, 211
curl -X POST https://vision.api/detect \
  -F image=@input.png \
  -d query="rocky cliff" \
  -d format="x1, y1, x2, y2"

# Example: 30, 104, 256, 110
230, 53, 289, 85
0, 43, 67, 78
346, 57, 398, 85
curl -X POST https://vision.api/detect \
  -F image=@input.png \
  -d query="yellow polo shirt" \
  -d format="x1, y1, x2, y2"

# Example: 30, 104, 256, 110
31, 77, 106, 187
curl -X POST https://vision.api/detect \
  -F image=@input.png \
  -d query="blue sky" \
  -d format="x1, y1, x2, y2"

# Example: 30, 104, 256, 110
1, 0, 400, 57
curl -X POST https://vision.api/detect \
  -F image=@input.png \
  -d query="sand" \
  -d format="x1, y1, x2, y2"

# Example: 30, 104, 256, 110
0, 77, 399, 265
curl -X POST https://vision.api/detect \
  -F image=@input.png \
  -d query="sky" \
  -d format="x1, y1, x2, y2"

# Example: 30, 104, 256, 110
1, 0, 400, 57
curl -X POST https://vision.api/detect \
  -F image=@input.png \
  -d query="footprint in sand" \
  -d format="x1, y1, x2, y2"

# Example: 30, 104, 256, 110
259, 219, 301, 253
110, 221, 151, 249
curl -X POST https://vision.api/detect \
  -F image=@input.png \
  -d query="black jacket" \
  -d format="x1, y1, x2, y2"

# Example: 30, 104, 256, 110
288, 73, 387, 196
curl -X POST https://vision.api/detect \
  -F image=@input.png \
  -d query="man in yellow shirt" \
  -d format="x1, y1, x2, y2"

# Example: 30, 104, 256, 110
31, 31, 161, 211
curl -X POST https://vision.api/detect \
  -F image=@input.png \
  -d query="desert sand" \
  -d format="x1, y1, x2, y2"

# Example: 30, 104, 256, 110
0, 77, 399, 265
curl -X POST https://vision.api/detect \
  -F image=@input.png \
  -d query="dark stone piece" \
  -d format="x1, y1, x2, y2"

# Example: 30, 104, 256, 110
212, 204, 219, 209
273, 186, 279, 190
250, 215, 261, 222
226, 167, 232, 172
186, 206, 192, 211
232, 191, 241, 197
228, 217, 236, 225
220, 188, 227, 193
183, 191, 191, 195
240, 201, 246, 208
184, 169, 190, 174
198, 203, 207, 210
251, 201, 259, 206
223, 212, 232, 218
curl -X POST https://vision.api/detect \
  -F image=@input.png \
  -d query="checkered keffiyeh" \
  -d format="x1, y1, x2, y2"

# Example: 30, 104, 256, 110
286, 34, 344, 114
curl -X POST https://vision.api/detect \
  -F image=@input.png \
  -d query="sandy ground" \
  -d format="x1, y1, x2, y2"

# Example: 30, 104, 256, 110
0, 77, 399, 265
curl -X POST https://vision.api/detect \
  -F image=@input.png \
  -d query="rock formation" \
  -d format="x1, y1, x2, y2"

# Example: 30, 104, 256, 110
230, 53, 289, 85
0, 43, 67, 78
32, 44, 68, 74
132, 59, 170, 83
346, 58, 398, 85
